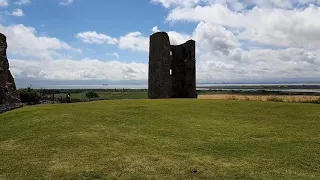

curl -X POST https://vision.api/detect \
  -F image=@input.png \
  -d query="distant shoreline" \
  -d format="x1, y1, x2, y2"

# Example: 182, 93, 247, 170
17, 83, 320, 90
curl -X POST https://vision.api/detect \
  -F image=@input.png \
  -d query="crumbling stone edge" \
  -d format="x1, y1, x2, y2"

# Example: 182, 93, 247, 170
0, 103, 24, 114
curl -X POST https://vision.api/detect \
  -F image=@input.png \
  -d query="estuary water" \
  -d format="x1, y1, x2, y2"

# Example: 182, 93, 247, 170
34, 83, 320, 93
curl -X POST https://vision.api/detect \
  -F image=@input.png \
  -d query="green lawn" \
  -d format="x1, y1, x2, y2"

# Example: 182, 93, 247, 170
0, 100, 319, 179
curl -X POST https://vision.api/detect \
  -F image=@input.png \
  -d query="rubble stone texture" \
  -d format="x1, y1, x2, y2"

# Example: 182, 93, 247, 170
0, 33, 21, 104
148, 32, 196, 99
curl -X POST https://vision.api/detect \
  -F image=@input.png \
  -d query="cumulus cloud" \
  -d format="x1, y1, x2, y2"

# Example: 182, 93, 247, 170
152, 26, 160, 33
149, 0, 320, 82
3, 0, 320, 83
76, 31, 118, 45
106, 52, 120, 58
166, 2, 320, 49
59, 0, 73, 6
11, 9, 24, 16
10, 58, 148, 81
117, 29, 192, 52
197, 47, 320, 82
1, 24, 147, 82
151, 0, 200, 8
193, 22, 238, 55
118, 32, 149, 52
0, 24, 80, 60
15, 0, 31, 5
0, 0, 8, 7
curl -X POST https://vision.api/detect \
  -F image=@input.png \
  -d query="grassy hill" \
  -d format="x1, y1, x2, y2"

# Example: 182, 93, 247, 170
0, 100, 319, 179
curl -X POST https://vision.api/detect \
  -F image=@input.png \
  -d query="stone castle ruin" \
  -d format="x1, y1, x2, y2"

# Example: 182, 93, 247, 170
0, 33, 21, 105
148, 32, 196, 99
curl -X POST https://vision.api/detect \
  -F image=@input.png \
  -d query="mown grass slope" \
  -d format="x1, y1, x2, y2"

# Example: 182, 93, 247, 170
0, 100, 319, 179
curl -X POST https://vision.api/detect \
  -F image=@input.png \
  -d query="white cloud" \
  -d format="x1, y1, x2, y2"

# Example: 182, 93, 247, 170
0, 0, 8, 7
9, 46, 320, 82
190, 19, 320, 81
151, 26, 192, 45
15, 0, 31, 5
76, 31, 118, 45
151, 0, 200, 8
59, 0, 73, 6
0, 24, 146, 82
11, 9, 24, 16
167, 31, 192, 45
0, 24, 80, 60
197, 47, 320, 82
106, 52, 120, 58
193, 22, 238, 55
10, 58, 148, 81
152, 26, 160, 33
118, 32, 149, 52
3, 0, 320, 83
166, 2, 320, 49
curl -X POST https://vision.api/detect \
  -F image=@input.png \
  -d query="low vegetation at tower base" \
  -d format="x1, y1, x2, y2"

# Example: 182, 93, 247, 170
0, 100, 319, 179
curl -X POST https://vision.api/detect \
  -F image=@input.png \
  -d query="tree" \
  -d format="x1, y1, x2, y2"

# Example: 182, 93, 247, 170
18, 85, 40, 104
85, 91, 99, 99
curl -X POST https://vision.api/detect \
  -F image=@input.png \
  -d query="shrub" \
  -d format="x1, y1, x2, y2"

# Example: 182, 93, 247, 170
71, 98, 82, 103
266, 96, 284, 102
301, 97, 320, 104
226, 95, 238, 100
85, 91, 99, 99
18, 86, 41, 105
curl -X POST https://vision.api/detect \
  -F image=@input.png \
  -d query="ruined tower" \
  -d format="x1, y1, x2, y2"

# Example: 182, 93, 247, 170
0, 33, 21, 104
148, 32, 196, 99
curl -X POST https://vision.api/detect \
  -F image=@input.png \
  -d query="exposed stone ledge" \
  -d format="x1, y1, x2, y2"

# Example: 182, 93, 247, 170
0, 103, 24, 114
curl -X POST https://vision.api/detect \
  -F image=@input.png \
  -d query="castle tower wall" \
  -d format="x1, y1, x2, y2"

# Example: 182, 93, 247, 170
148, 32, 196, 99
148, 32, 172, 99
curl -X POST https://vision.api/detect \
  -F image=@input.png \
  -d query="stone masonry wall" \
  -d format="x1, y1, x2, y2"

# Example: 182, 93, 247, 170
0, 33, 21, 105
148, 32, 196, 99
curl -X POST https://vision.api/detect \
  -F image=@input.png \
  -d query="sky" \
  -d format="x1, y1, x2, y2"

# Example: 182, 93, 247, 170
1, 0, 320, 88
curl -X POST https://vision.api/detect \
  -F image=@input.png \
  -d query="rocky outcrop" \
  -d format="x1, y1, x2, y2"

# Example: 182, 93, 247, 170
0, 33, 21, 105
0, 103, 24, 114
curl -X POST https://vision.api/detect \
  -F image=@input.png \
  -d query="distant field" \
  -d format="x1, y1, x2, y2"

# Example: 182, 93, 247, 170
55, 91, 147, 100
55, 91, 320, 102
0, 100, 319, 179
199, 94, 320, 102
54, 91, 320, 104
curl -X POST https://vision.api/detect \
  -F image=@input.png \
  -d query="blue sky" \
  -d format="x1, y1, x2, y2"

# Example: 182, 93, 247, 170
3, 0, 172, 62
1, 0, 320, 88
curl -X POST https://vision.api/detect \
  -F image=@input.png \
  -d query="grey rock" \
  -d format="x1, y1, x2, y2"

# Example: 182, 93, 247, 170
0, 33, 21, 105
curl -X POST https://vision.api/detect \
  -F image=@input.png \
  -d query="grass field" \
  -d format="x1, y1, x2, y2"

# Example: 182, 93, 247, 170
55, 92, 147, 100
55, 91, 319, 104
0, 100, 319, 179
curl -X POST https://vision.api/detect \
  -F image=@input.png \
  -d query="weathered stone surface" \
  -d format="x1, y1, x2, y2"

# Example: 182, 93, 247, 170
0, 33, 21, 105
148, 32, 196, 99
148, 32, 172, 99
0, 103, 24, 114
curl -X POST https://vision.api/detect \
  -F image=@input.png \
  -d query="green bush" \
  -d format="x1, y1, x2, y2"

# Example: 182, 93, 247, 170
85, 91, 99, 99
71, 98, 82, 103
18, 86, 41, 105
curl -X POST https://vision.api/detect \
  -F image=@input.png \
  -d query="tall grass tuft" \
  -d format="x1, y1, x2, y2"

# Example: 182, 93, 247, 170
226, 95, 238, 100
266, 96, 285, 102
